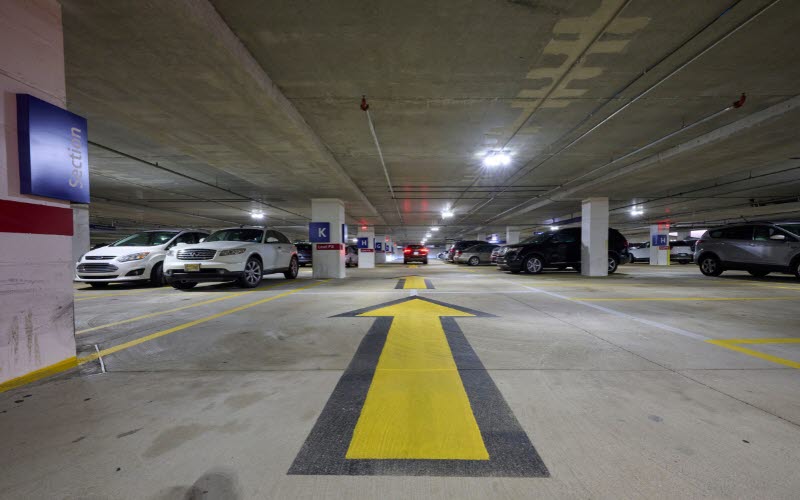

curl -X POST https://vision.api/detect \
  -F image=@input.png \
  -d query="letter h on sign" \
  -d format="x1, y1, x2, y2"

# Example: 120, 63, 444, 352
309, 222, 331, 243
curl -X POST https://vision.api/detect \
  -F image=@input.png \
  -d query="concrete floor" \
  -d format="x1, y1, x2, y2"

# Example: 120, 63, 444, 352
2, 261, 800, 499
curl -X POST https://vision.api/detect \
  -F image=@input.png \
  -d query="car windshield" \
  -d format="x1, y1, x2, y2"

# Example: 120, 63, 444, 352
519, 233, 551, 245
205, 228, 263, 243
110, 231, 178, 247
777, 224, 800, 236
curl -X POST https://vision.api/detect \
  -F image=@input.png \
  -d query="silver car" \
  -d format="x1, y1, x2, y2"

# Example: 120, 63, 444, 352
694, 222, 800, 278
456, 243, 500, 266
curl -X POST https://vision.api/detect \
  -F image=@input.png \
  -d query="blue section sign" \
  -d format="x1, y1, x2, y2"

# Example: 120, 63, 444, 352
357, 237, 369, 249
342, 224, 348, 244
652, 234, 668, 246
309, 222, 331, 242
375, 242, 382, 251
17, 94, 90, 203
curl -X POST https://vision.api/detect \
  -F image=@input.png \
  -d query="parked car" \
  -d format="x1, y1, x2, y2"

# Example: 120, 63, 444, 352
163, 226, 298, 289
628, 242, 650, 263
456, 243, 500, 266
670, 240, 696, 264
403, 244, 429, 264
295, 242, 312, 267
490, 246, 504, 264
446, 240, 484, 262
497, 227, 629, 274
75, 229, 209, 288
694, 222, 800, 279
345, 244, 359, 267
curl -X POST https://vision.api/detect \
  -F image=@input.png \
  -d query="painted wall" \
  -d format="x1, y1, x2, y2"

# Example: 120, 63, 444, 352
0, 0, 77, 384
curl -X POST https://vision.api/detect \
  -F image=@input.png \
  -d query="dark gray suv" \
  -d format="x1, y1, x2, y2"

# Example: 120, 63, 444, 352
694, 222, 800, 279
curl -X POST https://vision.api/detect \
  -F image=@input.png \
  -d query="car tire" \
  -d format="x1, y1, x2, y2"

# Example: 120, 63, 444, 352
468, 256, 480, 266
238, 257, 263, 288
628, 254, 636, 264
523, 255, 544, 274
748, 270, 770, 278
608, 256, 618, 274
171, 281, 197, 290
284, 256, 299, 279
699, 255, 723, 277
149, 262, 165, 286
423, 259, 428, 264
89, 282, 108, 289
793, 258, 800, 280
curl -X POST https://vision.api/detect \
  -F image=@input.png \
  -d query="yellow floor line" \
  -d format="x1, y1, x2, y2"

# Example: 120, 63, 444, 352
0, 357, 78, 393
78, 279, 329, 365
707, 339, 800, 369
403, 276, 427, 289
76, 281, 294, 334
74, 287, 167, 301
574, 296, 800, 302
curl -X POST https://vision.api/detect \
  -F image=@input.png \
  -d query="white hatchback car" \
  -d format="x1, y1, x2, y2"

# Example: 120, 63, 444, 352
75, 229, 208, 288
163, 226, 298, 289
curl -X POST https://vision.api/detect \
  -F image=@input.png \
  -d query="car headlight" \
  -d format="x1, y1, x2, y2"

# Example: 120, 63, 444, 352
118, 252, 150, 262
219, 248, 246, 257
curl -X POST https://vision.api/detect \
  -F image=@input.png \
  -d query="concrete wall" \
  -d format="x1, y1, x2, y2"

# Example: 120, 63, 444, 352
0, 0, 77, 385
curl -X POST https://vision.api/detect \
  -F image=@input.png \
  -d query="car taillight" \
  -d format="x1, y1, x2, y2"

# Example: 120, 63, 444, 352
420, 249, 428, 254
403, 249, 411, 254
456, 250, 462, 256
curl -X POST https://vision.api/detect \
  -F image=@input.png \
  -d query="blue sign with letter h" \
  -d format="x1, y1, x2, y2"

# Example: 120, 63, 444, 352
357, 237, 369, 249
652, 234, 668, 246
309, 222, 331, 242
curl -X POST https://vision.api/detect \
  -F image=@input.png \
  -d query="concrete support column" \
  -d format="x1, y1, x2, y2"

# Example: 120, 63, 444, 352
649, 223, 670, 265
72, 204, 89, 265
581, 197, 609, 277
506, 226, 521, 245
310, 198, 345, 279
374, 234, 386, 264
357, 226, 375, 269
0, 0, 77, 386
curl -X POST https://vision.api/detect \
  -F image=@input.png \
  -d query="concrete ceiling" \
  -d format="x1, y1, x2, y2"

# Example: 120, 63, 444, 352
61, 0, 800, 244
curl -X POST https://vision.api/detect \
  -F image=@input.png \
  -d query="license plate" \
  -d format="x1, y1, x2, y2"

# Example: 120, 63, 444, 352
413, 252, 419, 255
184, 263, 201, 272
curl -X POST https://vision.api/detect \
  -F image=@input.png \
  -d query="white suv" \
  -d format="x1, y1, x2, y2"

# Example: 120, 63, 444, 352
163, 227, 299, 289
76, 230, 208, 288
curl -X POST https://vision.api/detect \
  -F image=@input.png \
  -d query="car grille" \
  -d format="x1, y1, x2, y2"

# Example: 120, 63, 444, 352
77, 263, 118, 273
85, 255, 114, 260
177, 248, 216, 260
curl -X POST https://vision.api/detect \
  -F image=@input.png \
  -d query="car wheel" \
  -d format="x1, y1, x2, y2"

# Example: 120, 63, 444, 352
423, 259, 428, 264
608, 256, 618, 274
468, 256, 480, 266
89, 282, 108, 289
149, 262, 165, 286
793, 259, 800, 280
699, 255, 723, 277
523, 255, 544, 274
284, 256, 299, 279
748, 270, 770, 278
171, 281, 197, 290
239, 257, 263, 288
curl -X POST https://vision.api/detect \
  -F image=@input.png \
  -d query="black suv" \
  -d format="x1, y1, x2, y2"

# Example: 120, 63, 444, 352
295, 242, 312, 267
446, 240, 484, 262
496, 227, 629, 274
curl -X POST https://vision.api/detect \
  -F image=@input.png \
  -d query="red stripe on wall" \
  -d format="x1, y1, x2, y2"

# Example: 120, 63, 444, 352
0, 199, 73, 236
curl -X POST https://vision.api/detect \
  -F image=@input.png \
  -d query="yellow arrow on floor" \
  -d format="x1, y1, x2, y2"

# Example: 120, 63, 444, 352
347, 298, 487, 460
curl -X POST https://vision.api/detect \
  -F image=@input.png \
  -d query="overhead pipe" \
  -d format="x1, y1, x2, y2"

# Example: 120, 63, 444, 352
361, 95, 404, 224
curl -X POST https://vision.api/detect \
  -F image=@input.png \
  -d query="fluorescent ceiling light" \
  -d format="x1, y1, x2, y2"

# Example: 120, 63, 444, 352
630, 206, 644, 216
550, 226, 559, 230
430, 227, 439, 231
441, 209, 454, 218
251, 212, 264, 219
425, 233, 432, 238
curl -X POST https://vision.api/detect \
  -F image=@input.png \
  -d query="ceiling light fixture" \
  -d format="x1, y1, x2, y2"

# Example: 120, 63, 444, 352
550, 225, 559, 231
425, 233, 432, 238
441, 209, 454, 218
251, 212, 264, 219
630, 206, 644, 216
483, 151, 511, 168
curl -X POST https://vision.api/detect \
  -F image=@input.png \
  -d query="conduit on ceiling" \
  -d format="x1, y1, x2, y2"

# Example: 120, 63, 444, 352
361, 95, 404, 225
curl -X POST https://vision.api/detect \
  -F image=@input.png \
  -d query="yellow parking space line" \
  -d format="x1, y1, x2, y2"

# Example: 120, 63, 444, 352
346, 299, 487, 460
707, 339, 800, 369
574, 296, 800, 302
78, 279, 329, 365
76, 281, 292, 334
403, 276, 427, 289
74, 287, 167, 301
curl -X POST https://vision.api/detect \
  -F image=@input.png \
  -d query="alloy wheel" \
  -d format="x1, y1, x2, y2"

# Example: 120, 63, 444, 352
526, 257, 543, 274
244, 260, 262, 285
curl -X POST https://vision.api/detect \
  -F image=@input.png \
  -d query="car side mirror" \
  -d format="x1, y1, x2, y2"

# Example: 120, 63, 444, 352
770, 234, 786, 241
